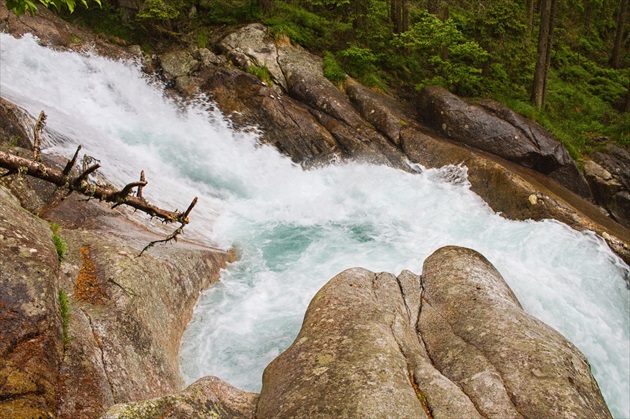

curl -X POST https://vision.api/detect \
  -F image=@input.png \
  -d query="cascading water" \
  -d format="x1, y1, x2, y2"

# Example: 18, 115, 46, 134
1, 33, 628, 418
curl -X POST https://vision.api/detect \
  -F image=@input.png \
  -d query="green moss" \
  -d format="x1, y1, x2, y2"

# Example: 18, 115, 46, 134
195, 28, 210, 49
50, 223, 67, 262
58, 289, 71, 347
248, 64, 273, 85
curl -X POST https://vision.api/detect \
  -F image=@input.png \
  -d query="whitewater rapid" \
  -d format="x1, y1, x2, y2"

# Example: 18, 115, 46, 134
1, 33, 628, 417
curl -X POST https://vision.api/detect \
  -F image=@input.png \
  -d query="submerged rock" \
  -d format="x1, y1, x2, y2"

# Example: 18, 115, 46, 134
257, 246, 612, 418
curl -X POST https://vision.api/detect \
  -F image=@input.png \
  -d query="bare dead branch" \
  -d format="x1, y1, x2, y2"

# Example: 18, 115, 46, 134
1, 112, 199, 256
178, 197, 198, 224
138, 224, 186, 257
63, 145, 82, 176
137, 170, 146, 199
0, 150, 194, 226
111, 181, 147, 209
33, 110, 46, 162
75, 164, 101, 186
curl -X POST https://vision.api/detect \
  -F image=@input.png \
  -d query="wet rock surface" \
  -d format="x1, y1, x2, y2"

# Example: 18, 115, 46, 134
416, 86, 592, 198
585, 145, 630, 228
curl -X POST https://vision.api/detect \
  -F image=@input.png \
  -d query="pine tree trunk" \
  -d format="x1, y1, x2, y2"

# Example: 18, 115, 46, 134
610, 0, 628, 69
540, 0, 558, 107
531, 0, 556, 109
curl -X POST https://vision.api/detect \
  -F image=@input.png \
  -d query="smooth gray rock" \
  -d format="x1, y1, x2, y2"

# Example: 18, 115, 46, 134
416, 86, 592, 198
219, 23, 287, 90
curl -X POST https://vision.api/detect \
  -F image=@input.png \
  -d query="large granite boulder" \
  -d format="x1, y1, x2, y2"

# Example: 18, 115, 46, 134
257, 246, 611, 418
219, 23, 288, 91
416, 86, 592, 198
0, 184, 63, 418
102, 376, 257, 418
0, 161, 231, 418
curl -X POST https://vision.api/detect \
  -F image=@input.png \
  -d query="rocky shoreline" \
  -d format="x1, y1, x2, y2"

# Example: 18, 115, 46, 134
0, 4, 627, 418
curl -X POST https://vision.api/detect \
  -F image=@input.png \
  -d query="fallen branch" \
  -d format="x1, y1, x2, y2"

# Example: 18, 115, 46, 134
33, 110, 46, 162
0, 150, 194, 224
1, 112, 198, 254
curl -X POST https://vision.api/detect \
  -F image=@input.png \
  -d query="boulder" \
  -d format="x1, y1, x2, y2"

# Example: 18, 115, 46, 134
159, 50, 200, 79
420, 246, 611, 418
587, 145, 630, 228
0, 161, 231, 418
276, 42, 408, 167
0, 185, 63, 419
219, 23, 287, 90
416, 86, 592, 198
46, 196, 230, 415
345, 78, 409, 147
257, 246, 611, 418
199, 66, 341, 165
102, 376, 257, 418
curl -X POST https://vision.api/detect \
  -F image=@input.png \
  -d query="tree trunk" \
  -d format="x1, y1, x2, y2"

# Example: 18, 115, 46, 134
258, 0, 273, 14
391, 0, 402, 33
531, 0, 557, 109
526, 0, 536, 42
610, 0, 628, 69
541, 0, 558, 107
402, 0, 409, 33
427, 0, 438, 15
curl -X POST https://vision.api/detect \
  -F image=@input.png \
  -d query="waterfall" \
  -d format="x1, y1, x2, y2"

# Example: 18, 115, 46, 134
1, 33, 628, 418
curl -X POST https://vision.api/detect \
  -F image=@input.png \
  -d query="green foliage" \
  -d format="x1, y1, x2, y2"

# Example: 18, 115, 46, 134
323, 51, 346, 84
58, 289, 71, 347
262, 2, 351, 49
198, 0, 259, 25
393, 11, 488, 95
248, 65, 273, 85
7, 136, 20, 147
70, 4, 140, 45
7, 0, 100, 16
50, 223, 67, 262
137, 0, 185, 20
195, 28, 210, 49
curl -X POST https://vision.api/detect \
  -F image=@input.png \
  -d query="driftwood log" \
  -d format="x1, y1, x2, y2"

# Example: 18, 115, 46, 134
0, 112, 197, 255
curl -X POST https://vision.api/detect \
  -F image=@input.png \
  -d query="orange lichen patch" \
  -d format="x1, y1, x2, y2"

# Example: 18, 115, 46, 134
92, 332, 102, 349
408, 371, 433, 419
74, 245, 107, 305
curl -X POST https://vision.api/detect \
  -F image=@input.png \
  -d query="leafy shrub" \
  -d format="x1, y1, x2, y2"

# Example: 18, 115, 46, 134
263, 2, 351, 50
323, 51, 346, 84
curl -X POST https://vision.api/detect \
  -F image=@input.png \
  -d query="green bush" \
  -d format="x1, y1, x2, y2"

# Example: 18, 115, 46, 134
323, 51, 346, 84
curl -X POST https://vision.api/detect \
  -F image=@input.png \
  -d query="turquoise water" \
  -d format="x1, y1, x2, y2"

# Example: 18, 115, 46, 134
1, 33, 628, 417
